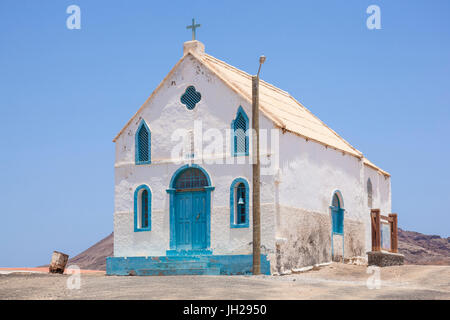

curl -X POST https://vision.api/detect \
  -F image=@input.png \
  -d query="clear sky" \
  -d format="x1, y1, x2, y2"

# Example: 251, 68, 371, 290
0, 0, 449, 267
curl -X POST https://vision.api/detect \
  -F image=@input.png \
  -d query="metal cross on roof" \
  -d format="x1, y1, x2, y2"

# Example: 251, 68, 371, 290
186, 18, 201, 40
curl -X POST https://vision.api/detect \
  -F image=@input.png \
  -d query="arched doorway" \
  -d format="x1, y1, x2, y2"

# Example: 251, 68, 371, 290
167, 165, 214, 252
330, 191, 344, 262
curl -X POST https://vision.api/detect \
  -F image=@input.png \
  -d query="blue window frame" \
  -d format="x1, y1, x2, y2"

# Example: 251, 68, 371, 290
331, 192, 344, 235
134, 185, 151, 232
231, 106, 249, 156
230, 178, 249, 228
135, 120, 151, 165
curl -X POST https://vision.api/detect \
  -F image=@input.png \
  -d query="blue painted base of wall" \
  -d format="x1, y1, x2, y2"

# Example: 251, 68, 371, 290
166, 249, 213, 256
106, 254, 271, 276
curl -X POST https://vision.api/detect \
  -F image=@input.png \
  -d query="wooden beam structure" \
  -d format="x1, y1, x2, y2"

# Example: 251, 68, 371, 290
371, 209, 381, 251
371, 209, 399, 253
389, 213, 398, 253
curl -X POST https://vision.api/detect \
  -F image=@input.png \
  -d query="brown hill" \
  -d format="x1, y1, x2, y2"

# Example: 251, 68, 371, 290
398, 228, 450, 265
66, 233, 113, 271
55, 229, 449, 271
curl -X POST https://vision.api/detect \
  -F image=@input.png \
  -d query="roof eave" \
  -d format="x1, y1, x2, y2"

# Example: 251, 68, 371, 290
112, 53, 193, 143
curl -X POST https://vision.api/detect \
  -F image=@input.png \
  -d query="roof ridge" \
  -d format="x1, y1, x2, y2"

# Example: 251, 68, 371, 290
203, 54, 291, 97
112, 53, 191, 142
200, 53, 286, 128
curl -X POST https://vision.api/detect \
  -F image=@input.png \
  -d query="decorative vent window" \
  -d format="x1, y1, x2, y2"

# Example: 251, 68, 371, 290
181, 86, 201, 110
175, 168, 209, 190
230, 178, 249, 228
135, 120, 151, 165
134, 185, 151, 232
331, 193, 344, 235
232, 107, 249, 156
367, 178, 373, 208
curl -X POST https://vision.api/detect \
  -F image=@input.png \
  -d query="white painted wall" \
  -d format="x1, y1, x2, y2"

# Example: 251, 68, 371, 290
113, 55, 276, 258
275, 129, 392, 256
362, 164, 392, 251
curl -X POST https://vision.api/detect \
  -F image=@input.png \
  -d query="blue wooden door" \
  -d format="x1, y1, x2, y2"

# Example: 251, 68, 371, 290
192, 191, 207, 249
175, 192, 192, 249
175, 191, 207, 250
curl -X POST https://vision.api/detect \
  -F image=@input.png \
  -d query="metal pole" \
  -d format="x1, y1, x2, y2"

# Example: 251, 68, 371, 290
252, 74, 261, 275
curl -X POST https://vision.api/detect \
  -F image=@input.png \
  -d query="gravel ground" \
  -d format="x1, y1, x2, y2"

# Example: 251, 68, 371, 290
0, 263, 449, 300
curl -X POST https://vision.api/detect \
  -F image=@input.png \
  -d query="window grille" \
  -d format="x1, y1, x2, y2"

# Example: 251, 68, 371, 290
175, 168, 209, 189
134, 185, 151, 232
233, 112, 248, 155
141, 189, 149, 228
236, 183, 246, 224
180, 86, 201, 110
136, 123, 150, 163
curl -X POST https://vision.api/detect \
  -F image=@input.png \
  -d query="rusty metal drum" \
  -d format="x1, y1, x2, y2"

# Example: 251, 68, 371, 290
49, 251, 69, 274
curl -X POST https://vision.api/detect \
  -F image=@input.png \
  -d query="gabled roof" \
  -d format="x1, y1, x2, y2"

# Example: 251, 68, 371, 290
113, 48, 389, 176
202, 54, 362, 158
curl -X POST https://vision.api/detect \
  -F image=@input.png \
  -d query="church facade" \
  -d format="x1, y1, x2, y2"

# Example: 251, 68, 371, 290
106, 40, 391, 276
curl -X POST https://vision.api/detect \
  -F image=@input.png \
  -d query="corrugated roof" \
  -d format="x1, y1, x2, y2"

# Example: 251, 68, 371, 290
113, 49, 389, 176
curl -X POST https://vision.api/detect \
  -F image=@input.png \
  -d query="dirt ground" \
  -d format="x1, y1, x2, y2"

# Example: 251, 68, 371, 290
0, 263, 449, 300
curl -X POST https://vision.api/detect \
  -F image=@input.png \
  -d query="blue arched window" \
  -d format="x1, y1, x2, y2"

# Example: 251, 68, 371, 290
231, 107, 249, 156
134, 185, 151, 231
230, 178, 250, 228
135, 120, 151, 165
174, 168, 209, 189
331, 192, 344, 235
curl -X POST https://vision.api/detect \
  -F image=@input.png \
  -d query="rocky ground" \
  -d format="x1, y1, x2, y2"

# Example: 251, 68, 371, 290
60, 229, 449, 271
1, 263, 448, 300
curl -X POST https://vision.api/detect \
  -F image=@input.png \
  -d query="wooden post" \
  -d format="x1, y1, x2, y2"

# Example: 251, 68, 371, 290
389, 213, 398, 253
371, 209, 381, 251
252, 75, 261, 275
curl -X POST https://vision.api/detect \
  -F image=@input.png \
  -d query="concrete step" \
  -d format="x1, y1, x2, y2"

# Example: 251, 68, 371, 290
136, 267, 220, 276
128, 258, 221, 276
135, 264, 220, 276
107, 254, 272, 276
139, 261, 209, 270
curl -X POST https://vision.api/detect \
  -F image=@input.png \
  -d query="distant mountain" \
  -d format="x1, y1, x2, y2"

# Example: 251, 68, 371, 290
398, 228, 450, 265
52, 228, 449, 271
66, 232, 113, 271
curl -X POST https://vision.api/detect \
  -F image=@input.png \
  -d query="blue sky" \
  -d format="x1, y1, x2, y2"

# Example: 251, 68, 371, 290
0, 0, 449, 267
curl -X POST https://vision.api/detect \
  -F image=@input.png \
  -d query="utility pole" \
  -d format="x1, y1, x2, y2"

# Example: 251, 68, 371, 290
252, 56, 266, 275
